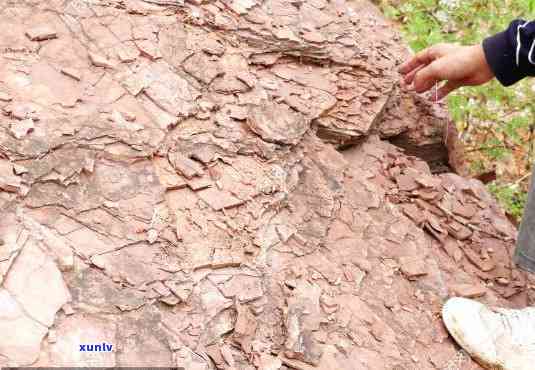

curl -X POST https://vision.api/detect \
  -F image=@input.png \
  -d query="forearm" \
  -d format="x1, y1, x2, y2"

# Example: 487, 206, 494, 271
483, 19, 535, 86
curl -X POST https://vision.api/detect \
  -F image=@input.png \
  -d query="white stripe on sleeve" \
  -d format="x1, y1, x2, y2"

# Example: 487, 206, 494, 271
517, 21, 533, 67
529, 39, 535, 64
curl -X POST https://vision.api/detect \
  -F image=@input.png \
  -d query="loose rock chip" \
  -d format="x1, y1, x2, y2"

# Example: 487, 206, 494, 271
247, 101, 309, 145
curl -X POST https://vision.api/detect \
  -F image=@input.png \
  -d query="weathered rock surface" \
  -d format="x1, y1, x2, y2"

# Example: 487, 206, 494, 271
0, 0, 524, 369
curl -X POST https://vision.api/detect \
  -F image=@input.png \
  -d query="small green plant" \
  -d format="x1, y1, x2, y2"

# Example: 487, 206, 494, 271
489, 182, 529, 221
376, 0, 535, 222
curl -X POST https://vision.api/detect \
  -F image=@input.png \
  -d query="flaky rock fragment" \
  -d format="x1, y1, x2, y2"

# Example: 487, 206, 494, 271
147, 228, 158, 244
452, 201, 478, 219
26, 26, 57, 41
247, 101, 309, 145
320, 294, 339, 314
447, 220, 473, 241
258, 353, 283, 370
136, 40, 162, 60
0, 92, 12, 102
200, 37, 226, 56
219, 275, 264, 302
284, 281, 323, 366
4, 241, 71, 327
0, 0, 526, 368
160, 295, 180, 305
212, 248, 243, 268
233, 302, 257, 353
62, 304, 74, 316
220, 344, 235, 368
0, 289, 48, 365
202, 309, 235, 345
0, 160, 21, 193
143, 63, 200, 117
88, 52, 115, 69
19, 214, 74, 272
117, 46, 140, 63
450, 283, 487, 298
61, 67, 82, 81
228, 0, 256, 14
463, 247, 496, 272
168, 151, 204, 179
9, 103, 39, 121
142, 0, 185, 5
399, 256, 428, 280
187, 176, 212, 191
175, 347, 211, 370
183, 53, 222, 84
302, 31, 326, 43
154, 157, 188, 190
165, 280, 193, 302
396, 174, 419, 192
9, 119, 34, 139
197, 187, 245, 211
47, 329, 57, 344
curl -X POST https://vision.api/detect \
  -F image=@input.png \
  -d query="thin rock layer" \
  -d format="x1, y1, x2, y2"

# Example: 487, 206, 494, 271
0, 0, 522, 369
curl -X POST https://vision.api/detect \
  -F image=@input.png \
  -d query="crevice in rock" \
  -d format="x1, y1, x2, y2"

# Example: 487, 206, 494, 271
386, 134, 452, 173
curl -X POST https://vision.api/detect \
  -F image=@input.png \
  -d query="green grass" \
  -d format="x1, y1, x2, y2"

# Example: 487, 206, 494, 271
376, 0, 535, 222
489, 182, 529, 222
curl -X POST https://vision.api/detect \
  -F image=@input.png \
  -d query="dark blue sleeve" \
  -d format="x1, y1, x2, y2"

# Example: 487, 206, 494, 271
483, 19, 535, 86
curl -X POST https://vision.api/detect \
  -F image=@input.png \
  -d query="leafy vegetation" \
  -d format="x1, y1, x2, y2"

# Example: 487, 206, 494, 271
375, 0, 535, 222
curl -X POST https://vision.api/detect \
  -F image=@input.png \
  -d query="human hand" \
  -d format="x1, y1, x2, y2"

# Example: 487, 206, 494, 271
398, 43, 495, 100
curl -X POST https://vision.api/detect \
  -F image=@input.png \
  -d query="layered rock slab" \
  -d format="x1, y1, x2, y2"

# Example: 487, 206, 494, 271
0, 0, 523, 369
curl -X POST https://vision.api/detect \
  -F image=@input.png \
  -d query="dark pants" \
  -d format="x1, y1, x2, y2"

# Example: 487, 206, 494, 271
515, 169, 535, 273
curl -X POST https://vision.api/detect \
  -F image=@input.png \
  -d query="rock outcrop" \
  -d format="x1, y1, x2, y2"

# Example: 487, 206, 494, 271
0, 0, 524, 369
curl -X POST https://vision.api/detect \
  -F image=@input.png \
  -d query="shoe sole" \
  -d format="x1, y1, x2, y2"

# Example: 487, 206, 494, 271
442, 302, 505, 370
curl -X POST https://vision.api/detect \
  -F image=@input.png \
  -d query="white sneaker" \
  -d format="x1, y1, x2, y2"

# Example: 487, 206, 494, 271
442, 297, 535, 370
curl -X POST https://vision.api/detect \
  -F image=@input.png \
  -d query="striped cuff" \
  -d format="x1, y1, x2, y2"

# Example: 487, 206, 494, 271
483, 30, 526, 86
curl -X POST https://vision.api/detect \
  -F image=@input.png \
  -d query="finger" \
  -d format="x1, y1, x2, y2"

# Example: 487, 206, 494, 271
403, 64, 424, 85
435, 80, 461, 100
398, 46, 437, 74
413, 61, 444, 93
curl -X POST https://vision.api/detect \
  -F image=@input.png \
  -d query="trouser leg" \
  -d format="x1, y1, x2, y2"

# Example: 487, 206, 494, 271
514, 166, 535, 274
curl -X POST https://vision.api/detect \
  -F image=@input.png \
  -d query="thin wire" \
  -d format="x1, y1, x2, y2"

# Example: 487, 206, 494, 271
436, 81, 450, 147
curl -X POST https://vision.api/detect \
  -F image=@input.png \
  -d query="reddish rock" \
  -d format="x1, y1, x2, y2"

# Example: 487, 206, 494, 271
233, 302, 257, 352
187, 176, 212, 191
447, 220, 473, 240
9, 119, 34, 139
154, 157, 188, 190
302, 31, 326, 43
164, 280, 193, 302
0, 1, 525, 368
0, 92, 12, 102
26, 26, 57, 41
0, 289, 48, 365
61, 67, 82, 81
463, 247, 496, 272
257, 353, 283, 370
396, 174, 419, 192
197, 187, 245, 211
399, 257, 428, 280
219, 275, 264, 303
247, 101, 309, 145
88, 52, 115, 69
168, 152, 204, 179
284, 281, 323, 365
450, 283, 487, 298
0, 160, 22, 193
4, 241, 71, 327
